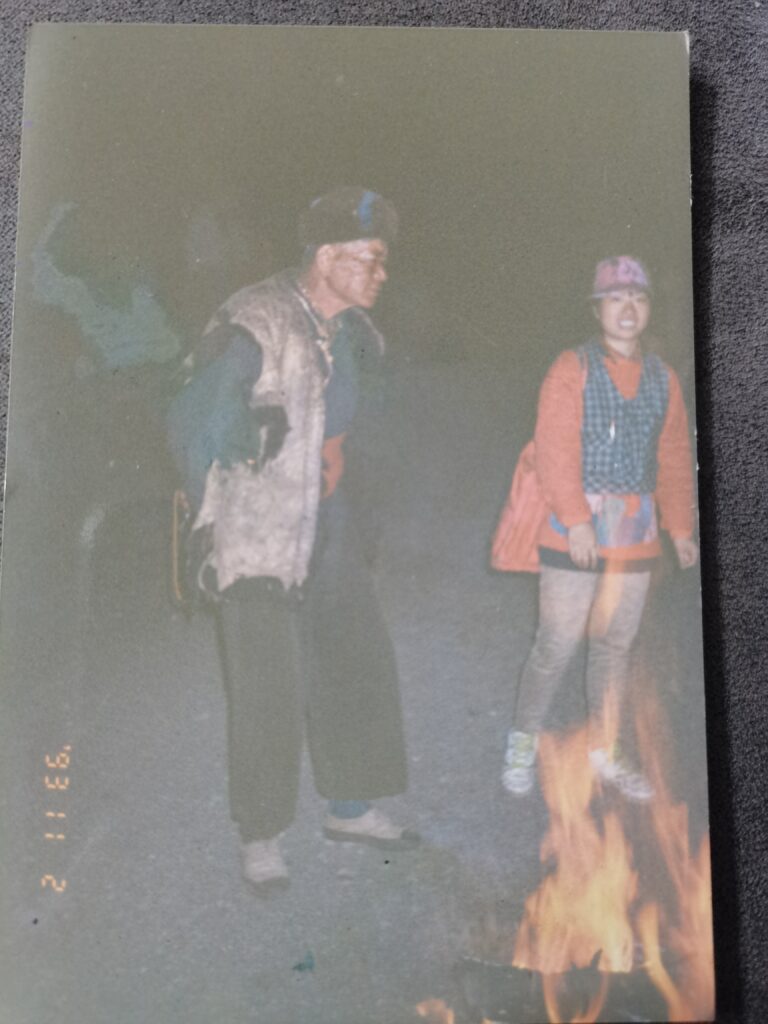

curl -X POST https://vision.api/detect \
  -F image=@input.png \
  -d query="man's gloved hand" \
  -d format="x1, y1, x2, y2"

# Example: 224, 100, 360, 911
252, 406, 289, 466
188, 523, 220, 601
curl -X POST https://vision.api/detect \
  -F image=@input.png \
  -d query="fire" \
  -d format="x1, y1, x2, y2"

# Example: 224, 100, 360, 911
638, 849, 714, 1021
511, 722, 638, 1022
513, 726, 638, 977
417, 587, 713, 1022
415, 999, 455, 1024
505, 562, 714, 1023
507, 684, 714, 1022
542, 972, 609, 1024
635, 685, 715, 1022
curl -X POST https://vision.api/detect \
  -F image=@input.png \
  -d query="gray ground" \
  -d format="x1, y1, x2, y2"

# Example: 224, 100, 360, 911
0, 362, 709, 1024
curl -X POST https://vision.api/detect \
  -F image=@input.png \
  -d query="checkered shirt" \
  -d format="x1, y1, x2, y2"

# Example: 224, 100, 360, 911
580, 340, 669, 493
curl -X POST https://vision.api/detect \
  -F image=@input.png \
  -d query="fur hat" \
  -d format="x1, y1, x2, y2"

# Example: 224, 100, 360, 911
298, 187, 398, 248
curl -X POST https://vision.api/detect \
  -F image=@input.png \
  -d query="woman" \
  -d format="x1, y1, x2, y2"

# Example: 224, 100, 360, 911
502, 256, 698, 802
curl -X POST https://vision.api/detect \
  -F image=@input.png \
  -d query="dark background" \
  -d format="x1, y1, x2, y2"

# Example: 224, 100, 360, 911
0, 5, 765, 1024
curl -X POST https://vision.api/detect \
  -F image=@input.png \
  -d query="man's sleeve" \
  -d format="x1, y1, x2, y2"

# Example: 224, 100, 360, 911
656, 368, 695, 539
534, 350, 592, 528
202, 324, 263, 394
192, 325, 269, 473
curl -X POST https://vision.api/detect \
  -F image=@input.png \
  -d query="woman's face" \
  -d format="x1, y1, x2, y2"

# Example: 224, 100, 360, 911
595, 288, 651, 348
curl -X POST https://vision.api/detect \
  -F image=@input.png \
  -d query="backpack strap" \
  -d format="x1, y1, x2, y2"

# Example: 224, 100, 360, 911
575, 342, 590, 388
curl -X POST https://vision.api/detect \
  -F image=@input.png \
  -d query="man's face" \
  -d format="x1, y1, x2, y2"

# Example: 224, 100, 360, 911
321, 239, 389, 310
595, 288, 651, 347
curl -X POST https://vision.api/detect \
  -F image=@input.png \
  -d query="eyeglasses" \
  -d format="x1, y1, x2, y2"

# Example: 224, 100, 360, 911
333, 253, 388, 273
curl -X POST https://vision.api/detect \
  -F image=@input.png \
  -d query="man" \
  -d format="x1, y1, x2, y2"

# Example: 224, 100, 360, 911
175, 187, 418, 890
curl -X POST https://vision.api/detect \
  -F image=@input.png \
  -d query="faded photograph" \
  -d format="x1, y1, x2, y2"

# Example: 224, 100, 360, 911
0, 24, 712, 1024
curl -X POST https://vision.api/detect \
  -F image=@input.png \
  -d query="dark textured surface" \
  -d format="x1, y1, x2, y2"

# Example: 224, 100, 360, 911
0, 3, 765, 1022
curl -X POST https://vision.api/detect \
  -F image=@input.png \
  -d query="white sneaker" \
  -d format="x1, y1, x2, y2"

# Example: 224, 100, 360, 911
502, 730, 538, 795
588, 745, 655, 803
323, 808, 421, 850
241, 837, 290, 891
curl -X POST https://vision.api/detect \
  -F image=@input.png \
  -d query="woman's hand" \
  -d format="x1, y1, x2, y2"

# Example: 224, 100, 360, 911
568, 521, 598, 570
672, 536, 699, 569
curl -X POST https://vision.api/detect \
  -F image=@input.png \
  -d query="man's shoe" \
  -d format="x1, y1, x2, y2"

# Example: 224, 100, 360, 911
588, 745, 655, 803
323, 808, 421, 850
241, 837, 290, 891
502, 729, 538, 795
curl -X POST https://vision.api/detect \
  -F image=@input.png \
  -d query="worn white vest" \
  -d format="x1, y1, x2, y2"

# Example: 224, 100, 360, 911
194, 272, 328, 590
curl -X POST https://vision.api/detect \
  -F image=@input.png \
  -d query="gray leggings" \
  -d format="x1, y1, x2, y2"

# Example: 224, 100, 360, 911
514, 565, 651, 740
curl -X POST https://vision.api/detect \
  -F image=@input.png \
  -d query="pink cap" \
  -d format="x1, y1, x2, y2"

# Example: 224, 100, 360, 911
591, 256, 651, 298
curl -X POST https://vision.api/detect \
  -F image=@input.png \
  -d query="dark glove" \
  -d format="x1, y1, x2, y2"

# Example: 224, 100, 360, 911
252, 405, 290, 466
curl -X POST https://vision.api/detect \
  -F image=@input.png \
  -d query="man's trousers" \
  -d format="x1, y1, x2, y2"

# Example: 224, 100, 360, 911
214, 490, 408, 842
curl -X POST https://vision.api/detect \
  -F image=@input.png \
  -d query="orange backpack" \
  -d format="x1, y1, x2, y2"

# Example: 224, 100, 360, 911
493, 356, 589, 573
491, 440, 548, 573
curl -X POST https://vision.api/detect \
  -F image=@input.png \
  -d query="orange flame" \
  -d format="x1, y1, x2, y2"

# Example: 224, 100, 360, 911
417, 579, 713, 1024
415, 998, 455, 1024
635, 685, 715, 1021
542, 972, 609, 1024
513, 726, 638, 978
509, 568, 713, 1023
